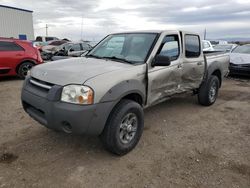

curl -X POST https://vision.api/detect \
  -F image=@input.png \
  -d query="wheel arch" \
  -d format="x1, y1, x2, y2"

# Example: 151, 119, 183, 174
15, 59, 36, 74
206, 62, 223, 88
211, 69, 222, 87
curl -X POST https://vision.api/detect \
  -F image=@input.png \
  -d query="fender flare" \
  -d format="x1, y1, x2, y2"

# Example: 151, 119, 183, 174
99, 79, 146, 104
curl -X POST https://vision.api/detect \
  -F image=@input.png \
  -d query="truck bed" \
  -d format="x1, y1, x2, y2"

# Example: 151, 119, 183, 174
205, 51, 230, 78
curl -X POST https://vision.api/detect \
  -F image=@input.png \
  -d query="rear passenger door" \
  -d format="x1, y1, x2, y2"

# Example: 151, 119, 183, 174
181, 33, 205, 90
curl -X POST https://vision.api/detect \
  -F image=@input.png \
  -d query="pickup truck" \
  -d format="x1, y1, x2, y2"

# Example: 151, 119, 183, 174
21, 30, 229, 155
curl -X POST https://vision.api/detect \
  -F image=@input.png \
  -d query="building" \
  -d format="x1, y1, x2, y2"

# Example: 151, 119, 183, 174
0, 5, 34, 40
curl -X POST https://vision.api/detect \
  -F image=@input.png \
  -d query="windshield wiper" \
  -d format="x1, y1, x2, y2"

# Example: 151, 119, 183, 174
103, 56, 133, 64
85, 54, 102, 59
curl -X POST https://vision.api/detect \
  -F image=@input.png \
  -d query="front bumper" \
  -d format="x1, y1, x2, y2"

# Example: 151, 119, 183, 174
21, 77, 115, 135
229, 63, 250, 76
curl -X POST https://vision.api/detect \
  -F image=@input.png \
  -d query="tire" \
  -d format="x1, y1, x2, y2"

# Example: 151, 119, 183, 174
101, 99, 144, 156
198, 75, 220, 106
17, 62, 34, 79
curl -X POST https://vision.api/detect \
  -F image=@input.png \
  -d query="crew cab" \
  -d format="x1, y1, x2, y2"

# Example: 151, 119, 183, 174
21, 30, 229, 155
0, 38, 43, 78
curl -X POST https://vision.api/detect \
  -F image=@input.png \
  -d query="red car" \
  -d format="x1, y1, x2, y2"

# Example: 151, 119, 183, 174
0, 38, 43, 79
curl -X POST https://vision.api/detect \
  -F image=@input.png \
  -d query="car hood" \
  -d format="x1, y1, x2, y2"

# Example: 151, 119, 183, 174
230, 53, 250, 65
31, 57, 132, 85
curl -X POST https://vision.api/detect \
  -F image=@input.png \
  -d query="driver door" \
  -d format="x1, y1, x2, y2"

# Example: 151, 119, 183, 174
147, 32, 182, 106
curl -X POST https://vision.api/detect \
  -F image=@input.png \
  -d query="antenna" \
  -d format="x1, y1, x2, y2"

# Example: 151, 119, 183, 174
81, 16, 83, 40
204, 28, 207, 40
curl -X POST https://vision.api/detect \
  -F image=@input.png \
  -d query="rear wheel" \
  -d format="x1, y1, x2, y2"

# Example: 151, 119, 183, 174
101, 99, 144, 156
18, 62, 34, 79
198, 75, 220, 106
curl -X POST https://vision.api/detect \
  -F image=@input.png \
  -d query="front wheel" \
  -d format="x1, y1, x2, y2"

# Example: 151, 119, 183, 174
198, 75, 220, 106
101, 99, 144, 156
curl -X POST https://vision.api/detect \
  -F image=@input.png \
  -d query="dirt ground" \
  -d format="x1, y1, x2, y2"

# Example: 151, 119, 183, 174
0, 76, 250, 188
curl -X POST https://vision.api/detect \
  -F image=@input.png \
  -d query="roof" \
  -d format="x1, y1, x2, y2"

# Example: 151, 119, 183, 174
0, 4, 33, 13
0, 37, 31, 43
110, 30, 199, 35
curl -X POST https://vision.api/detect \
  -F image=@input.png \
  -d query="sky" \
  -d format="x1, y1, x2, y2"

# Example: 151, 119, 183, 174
0, 0, 250, 41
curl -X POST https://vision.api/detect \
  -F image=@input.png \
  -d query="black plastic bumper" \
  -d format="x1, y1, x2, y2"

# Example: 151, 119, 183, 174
229, 64, 250, 76
21, 77, 115, 135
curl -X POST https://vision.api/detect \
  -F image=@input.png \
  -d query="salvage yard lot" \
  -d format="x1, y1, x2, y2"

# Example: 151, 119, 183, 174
0, 77, 250, 188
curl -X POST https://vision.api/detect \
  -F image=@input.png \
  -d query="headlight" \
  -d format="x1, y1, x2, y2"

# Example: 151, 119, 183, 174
61, 85, 94, 105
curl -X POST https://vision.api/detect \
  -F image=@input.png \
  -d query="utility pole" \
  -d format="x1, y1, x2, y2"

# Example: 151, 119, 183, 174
46, 24, 48, 36
204, 28, 207, 40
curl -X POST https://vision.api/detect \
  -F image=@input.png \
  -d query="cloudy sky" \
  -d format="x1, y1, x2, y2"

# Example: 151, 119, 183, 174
1, 0, 250, 41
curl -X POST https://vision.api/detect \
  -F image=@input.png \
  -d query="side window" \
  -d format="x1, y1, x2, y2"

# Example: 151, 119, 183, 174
0, 41, 24, 51
158, 35, 180, 61
71, 44, 81, 51
185, 35, 201, 58
81, 43, 91, 50
36, 36, 42, 41
45, 37, 54, 42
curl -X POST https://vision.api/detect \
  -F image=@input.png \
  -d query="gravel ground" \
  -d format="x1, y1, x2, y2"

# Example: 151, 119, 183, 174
0, 76, 250, 188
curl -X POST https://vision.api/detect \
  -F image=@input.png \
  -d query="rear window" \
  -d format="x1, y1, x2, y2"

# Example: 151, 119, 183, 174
36, 36, 42, 42
45, 37, 55, 42
185, 35, 201, 58
0, 41, 24, 51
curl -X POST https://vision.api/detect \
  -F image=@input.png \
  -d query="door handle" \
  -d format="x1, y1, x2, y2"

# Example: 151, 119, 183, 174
197, 62, 203, 66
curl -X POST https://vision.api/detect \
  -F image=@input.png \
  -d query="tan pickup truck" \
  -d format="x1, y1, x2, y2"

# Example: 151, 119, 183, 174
21, 30, 229, 155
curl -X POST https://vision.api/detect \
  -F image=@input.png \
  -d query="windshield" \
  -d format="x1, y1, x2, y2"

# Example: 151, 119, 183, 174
232, 45, 250, 54
87, 33, 157, 64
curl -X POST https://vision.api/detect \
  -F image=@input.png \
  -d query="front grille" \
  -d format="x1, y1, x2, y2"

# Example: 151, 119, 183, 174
230, 63, 250, 68
30, 77, 54, 90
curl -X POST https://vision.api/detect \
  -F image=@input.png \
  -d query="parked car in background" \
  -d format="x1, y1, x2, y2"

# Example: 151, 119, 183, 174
202, 40, 214, 52
0, 38, 43, 78
35, 36, 59, 42
41, 40, 69, 52
68, 42, 92, 57
213, 44, 237, 52
41, 42, 92, 60
229, 44, 250, 76
210, 40, 228, 46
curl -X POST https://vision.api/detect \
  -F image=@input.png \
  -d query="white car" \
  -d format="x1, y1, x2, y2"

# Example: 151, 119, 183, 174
213, 44, 237, 52
229, 44, 250, 75
202, 40, 214, 52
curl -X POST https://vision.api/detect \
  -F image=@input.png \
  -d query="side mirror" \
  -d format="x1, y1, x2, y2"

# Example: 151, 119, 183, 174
69, 48, 74, 52
152, 55, 171, 67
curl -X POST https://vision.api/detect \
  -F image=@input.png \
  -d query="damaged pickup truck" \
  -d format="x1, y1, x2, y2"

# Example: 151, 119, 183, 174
21, 30, 229, 155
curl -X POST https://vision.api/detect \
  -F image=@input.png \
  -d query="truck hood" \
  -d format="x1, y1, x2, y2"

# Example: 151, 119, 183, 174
31, 57, 132, 85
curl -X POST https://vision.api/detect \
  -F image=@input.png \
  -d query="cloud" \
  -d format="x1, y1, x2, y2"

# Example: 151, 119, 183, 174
0, 0, 250, 40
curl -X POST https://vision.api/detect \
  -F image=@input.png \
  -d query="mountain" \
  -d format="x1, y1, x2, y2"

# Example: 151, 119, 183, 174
209, 37, 250, 42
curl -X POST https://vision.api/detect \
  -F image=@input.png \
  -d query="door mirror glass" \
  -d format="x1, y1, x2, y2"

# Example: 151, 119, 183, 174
152, 55, 171, 66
